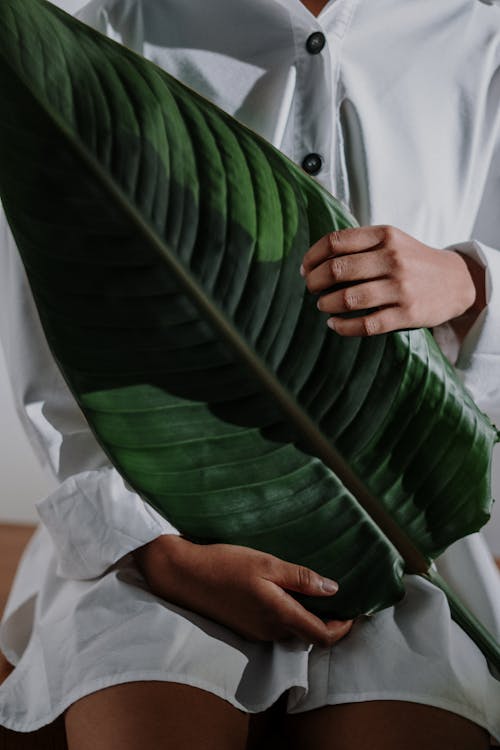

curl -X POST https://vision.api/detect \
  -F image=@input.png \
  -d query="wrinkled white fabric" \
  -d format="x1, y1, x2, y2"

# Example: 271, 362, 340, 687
0, 0, 500, 738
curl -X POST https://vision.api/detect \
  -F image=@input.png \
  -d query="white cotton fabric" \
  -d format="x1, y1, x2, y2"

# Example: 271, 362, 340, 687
0, 0, 500, 738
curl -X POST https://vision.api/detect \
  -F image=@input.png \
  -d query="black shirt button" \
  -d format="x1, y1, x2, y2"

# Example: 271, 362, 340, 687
306, 31, 326, 54
302, 153, 323, 175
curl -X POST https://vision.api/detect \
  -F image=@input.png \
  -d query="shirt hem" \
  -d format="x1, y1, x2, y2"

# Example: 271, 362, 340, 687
0, 673, 498, 741
0, 669, 306, 732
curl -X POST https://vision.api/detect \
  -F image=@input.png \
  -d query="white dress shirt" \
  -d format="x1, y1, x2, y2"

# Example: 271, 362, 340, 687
1, 0, 500, 737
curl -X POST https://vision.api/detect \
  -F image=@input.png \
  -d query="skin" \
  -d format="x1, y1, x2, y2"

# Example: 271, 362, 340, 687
300, 224, 485, 341
62, 1, 490, 747
131, 534, 353, 647
301, 0, 330, 15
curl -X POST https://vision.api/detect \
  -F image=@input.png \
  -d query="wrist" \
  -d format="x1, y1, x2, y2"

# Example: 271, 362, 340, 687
132, 534, 205, 606
132, 533, 191, 573
444, 251, 486, 342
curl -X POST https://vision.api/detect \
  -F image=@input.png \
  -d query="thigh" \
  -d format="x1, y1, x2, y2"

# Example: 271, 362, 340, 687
64, 680, 249, 750
283, 700, 491, 750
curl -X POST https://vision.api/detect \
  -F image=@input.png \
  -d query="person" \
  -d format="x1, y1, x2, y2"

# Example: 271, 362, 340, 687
0, 0, 500, 747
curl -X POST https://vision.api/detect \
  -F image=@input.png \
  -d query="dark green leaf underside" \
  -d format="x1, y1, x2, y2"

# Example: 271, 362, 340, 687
0, 0, 497, 627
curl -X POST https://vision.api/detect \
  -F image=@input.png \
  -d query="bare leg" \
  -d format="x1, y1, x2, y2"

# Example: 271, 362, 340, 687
64, 681, 249, 750
283, 700, 491, 750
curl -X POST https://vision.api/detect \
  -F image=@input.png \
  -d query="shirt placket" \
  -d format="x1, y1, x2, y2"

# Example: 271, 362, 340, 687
287, 1, 359, 197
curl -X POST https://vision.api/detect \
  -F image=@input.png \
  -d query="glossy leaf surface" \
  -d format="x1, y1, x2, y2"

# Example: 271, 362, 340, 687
0, 0, 497, 626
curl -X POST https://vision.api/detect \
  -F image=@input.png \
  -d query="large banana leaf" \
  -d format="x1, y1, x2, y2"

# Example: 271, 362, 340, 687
0, 0, 499, 669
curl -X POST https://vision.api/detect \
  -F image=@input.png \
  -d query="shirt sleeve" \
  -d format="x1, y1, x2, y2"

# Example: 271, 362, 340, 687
75, 0, 145, 54
429, 50, 500, 428
431, 108, 500, 428
433, 239, 500, 428
0, 208, 180, 581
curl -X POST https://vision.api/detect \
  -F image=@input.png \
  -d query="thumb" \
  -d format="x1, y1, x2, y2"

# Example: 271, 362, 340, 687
270, 561, 339, 597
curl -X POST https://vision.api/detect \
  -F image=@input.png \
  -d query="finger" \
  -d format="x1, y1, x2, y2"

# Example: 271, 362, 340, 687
269, 562, 339, 597
324, 619, 355, 644
327, 306, 408, 337
304, 248, 393, 294
317, 279, 398, 315
301, 225, 388, 275
275, 591, 344, 647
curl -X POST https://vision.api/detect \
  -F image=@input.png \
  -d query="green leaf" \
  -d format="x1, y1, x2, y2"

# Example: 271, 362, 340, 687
0, 0, 499, 670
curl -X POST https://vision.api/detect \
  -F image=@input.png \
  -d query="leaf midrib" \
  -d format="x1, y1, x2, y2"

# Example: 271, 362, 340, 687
0, 6, 431, 575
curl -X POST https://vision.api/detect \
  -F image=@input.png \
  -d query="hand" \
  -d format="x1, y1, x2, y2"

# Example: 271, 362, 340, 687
300, 225, 484, 337
132, 535, 353, 647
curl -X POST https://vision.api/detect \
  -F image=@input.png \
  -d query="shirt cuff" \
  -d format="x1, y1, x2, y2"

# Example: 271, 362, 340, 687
433, 239, 500, 424
35, 467, 179, 580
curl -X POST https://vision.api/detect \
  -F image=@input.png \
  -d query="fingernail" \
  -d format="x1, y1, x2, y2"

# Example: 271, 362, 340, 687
321, 578, 339, 593
327, 318, 336, 331
299, 264, 305, 277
